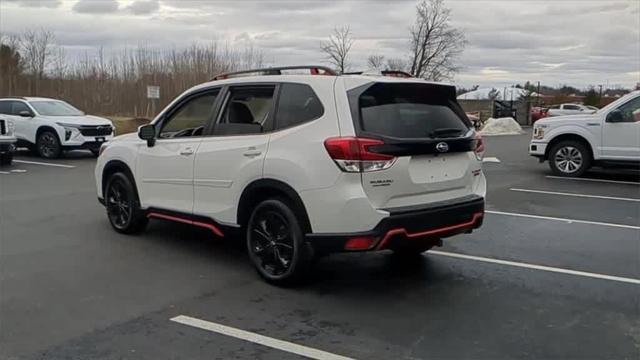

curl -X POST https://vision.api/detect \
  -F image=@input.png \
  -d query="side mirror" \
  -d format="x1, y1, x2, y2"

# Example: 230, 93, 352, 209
19, 110, 33, 118
138, 124, 156, 147
606, 109, 624, 123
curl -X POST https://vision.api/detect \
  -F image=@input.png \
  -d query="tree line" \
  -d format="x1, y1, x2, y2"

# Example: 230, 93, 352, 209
0, 29, 264, 117
0, 0, 464, 117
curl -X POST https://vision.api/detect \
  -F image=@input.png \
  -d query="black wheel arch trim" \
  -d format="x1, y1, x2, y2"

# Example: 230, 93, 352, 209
237, 178, 312, 233
102, 160, 141, 205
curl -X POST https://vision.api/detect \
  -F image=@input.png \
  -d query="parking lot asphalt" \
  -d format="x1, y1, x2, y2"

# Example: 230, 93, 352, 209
1, 128, 639, 359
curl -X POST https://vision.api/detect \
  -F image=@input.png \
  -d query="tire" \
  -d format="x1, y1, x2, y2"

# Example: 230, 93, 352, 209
246, 198, 313, 285
36, 130, 62, 159
104, 172, 148, 234
548, 140, 591, 177
0, 153, 12, 166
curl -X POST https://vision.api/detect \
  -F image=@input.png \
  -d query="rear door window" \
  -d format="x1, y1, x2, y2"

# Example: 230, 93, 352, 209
0, 101, 11, 115
352, 83, 469, 139
275, 83, 324, 130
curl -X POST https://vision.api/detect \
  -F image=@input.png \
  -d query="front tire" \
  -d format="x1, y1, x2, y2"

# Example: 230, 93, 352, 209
548, 140, 591, 177
104, 172, 148, 234
36, 130, 62, 159
246, 199, 312, 285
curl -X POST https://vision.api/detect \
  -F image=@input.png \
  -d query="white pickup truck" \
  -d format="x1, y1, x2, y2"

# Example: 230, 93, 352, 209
530, 91, 640, 176
547, 103, 597, 117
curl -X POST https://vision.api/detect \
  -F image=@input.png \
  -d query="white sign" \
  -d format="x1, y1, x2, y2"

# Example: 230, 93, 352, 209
147, 86, 160, 99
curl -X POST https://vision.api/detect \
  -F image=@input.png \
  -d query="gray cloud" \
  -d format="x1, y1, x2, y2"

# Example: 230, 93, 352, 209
128, 0, 160, 15
72, 0, 119, 14
0, 0, 637, 88
3, 0, 61, 8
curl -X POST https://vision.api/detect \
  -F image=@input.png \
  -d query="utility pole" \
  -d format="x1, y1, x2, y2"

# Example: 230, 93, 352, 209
537, 81, 541, 106
598, 84, 603, 107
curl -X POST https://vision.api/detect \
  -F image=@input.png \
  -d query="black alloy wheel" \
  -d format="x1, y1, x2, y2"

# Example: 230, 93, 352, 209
246, 199, 311, 285
37, 131, 61, 158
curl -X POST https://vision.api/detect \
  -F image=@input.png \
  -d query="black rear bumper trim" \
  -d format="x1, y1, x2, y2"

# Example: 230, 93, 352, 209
306, 196, 484, 254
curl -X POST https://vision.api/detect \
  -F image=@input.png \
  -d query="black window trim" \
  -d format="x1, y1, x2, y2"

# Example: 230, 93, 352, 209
271, 81, 325, 132
211, 83, 281, 137
154, 86, 223, 140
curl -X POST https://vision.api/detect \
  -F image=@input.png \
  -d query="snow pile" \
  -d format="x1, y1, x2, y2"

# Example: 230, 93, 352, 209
480, 117, 524, 136
457, 87, 538, 101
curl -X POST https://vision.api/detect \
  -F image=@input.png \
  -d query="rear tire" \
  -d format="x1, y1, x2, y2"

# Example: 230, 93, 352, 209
246, 198, 313, 286
104, 172, 148, 234
36, 130, 62, 159
0, 153, 12, 166
548, 140, 591, 177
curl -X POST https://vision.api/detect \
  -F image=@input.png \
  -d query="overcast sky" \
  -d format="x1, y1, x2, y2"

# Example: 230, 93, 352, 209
1, 0, 639, 89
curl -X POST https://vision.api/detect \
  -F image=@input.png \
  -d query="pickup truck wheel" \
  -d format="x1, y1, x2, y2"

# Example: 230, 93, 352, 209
36, 131, 61, 159
246, 199, 312, 286
549, 141, 591, 177
105, 172, 147, 234
0, 153, 12, 166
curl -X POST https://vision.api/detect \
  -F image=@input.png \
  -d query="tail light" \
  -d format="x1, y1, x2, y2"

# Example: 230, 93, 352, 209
474, 132, 485, 160
324, 137, 396, 172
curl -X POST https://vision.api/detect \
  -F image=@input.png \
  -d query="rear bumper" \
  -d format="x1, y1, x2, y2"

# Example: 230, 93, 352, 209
306, 195, 484, 254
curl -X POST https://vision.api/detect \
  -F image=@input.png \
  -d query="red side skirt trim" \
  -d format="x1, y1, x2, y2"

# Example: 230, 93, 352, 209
146, 212, 224, 237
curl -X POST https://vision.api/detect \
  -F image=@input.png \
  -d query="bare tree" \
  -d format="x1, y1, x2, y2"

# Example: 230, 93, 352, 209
408, 0, 465, 81
320, 26, 354, 73
367, 54, 385, 70
0, 34, 23, 94
21, 28, 55, 79
386, 57, 408, 72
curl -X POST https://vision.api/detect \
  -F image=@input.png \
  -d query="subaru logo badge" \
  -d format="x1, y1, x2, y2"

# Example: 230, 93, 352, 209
436, 142, 449, 153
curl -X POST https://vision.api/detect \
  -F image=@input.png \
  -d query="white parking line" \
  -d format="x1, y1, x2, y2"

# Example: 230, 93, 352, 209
430, 250, 640, 285
483, 157, 501, 163
546, 176, 639, 186
170, 315, 355, 360
0, 171, 9, 174
510, 188, 640, 203
13, 160, 75, 168
486, 210, 640, 230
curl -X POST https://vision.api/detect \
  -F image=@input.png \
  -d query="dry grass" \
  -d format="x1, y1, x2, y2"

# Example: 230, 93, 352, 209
105, 116, 151, 135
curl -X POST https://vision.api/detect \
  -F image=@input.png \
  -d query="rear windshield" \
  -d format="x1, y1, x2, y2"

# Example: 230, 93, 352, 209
353, 83, 469, 139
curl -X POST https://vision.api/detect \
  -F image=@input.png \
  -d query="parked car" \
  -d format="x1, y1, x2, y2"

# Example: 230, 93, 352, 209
0, 117, 17, 166
531, 106, 549, 122
95, 66, 486, 284
547, 103, 596, 117
530, 91, 640, 176
0, 97, 115, 158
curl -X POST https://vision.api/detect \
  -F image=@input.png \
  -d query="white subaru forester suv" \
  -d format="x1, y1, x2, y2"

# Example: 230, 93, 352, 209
95, 66, 486, 284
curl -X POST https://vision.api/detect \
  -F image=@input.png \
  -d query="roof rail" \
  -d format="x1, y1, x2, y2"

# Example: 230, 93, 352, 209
210, 65, 337, 81
341, 70, 413, 78
0, 96, 27, 100
380, 70, 413, 78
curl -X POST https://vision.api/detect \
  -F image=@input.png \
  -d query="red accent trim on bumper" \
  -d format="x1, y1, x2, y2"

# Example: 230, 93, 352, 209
375, 212, 484, 250
146, 212, 224, 237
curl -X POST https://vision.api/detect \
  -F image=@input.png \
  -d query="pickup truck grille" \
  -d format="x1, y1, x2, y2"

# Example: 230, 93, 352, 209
0, 119, 6, 135
79, 125, 112, 137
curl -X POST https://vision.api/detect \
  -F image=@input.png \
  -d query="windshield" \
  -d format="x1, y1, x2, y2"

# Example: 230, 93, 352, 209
30, 101, 84, 116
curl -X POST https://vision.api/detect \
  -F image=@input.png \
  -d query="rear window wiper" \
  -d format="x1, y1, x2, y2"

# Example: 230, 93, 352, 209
429, 128, 464, 138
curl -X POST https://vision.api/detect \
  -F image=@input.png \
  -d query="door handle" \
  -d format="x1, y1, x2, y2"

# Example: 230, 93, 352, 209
180, 147, 194, 156
243, 150, 262, 157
